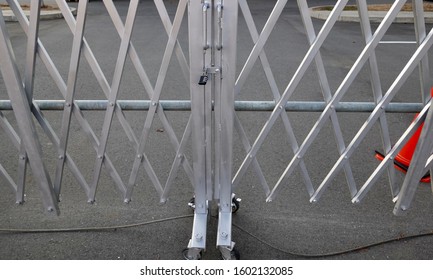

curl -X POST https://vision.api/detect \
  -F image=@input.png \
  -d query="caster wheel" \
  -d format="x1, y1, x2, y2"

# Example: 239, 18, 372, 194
221, 247, 240, 260
182, 248, 203, 260
232, 196, 240, 213
188, 197, 195, 210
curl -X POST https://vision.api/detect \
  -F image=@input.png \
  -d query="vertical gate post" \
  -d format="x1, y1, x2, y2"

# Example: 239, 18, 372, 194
187, 0, 210, 255
215, 0, 238, 257
186, 0, 238, 259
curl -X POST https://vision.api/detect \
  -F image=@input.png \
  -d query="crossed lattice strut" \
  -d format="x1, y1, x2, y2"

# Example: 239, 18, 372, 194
1, 0, 433, 215
0, 0, 195, 214
232, 0, 433, 215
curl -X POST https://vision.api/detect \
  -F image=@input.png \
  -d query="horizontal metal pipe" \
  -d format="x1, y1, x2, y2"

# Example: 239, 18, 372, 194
0, 100, 425, 113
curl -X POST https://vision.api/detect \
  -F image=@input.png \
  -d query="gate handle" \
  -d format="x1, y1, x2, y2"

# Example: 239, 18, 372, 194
203, 2, 210, 50
216, 4, 223, 50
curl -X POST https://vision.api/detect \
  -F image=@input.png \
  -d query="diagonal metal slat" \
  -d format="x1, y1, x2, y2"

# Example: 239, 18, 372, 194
55, 0, 159, 200
0, 110, 21, 150
235, 0, 311, 196
102, 0, 194, 198
16, 0, 42, 204
160, 116, 192, 203
412, 0, 431, 104
10, 0, 130, 201
0, 163, 17, 193
2, 1, 91, 197
356, 0, 397, 197
353, 101, 431, 203
89, 0, 141, 200
394, 102, 433, 214
311, 26, 433, 203
297, 0, 357, 197
267, 0, 407, 202
54, 0, 89, 200
0, 110, 20, 193
0, 9, 59, 214
232, 0, 350, 196
126, 0, 188, 199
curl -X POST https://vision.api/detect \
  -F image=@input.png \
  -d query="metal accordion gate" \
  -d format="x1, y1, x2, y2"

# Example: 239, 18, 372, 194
1, 0, 433, 259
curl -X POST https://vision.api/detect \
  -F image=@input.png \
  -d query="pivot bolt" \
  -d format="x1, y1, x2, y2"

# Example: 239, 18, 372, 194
220, 232, 228, 239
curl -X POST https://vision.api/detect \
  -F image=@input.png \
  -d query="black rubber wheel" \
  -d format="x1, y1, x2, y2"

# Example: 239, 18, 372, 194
188, 197, 195, 210
221, 247, 240, 260
182, 248, 203, 260
232, 197, 240, 213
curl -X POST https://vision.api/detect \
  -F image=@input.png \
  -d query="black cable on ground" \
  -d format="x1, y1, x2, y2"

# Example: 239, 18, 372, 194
0, 214, 432, 258
0, 214, 194, 233
232, 222, 433, 258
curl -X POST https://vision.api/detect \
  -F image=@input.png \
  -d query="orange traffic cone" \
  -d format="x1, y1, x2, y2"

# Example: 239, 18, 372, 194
375, 90, 432, 183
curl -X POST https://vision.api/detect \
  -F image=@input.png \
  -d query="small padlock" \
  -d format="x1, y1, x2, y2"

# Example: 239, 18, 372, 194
198, 74, 208, 85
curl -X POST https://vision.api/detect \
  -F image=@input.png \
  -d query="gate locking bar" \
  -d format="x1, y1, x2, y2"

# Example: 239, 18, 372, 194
202, 1, 210, 50
198, 67, 221, 86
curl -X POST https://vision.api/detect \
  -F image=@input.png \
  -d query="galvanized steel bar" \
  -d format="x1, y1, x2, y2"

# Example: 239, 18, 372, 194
51, 0, 130, 199
0, 101, 20, 194
126, 0, 187, 200
0, 9, 59, 214
312, 25, 433, 203
298, 0, 356, 197
16, 0, 42, 204
31, 104, 91, 195
154, 0, 190, 83
161, 116, 193, 203
268, 0, 406, 203
89, 0, 140, 201
353, 101, 431, 203
0, 111, 21, 149
235, 0, 288, 96
394, 98, 433, 214
216, 0, 238, 248
233, 114, 270, 195
101, 0, 193, 201
4, 0, 91, 197
0, 163, 17, 193
55, 0, 89, 200
0, 100, 425, 113
357, 0, 397, 197
188, 0, 208, 250
236, 0, 313, 196
234, 0, 349, 194
412, 0, 432, 104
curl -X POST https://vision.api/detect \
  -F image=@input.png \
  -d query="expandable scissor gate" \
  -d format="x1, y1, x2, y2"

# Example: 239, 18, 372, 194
1, 0, 433, 259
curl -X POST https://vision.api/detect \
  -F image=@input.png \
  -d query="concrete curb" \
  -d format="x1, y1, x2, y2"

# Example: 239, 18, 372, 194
1, 7, 76, 22
310, 7, 433, 23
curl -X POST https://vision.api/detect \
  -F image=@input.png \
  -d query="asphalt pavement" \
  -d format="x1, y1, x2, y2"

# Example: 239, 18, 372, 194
1, 0, 433, 260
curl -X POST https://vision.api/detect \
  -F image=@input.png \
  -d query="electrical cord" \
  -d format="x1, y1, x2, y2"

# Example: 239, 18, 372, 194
0, 213, 432, 258
231, 222, 433, 258
0, 214, 193, 233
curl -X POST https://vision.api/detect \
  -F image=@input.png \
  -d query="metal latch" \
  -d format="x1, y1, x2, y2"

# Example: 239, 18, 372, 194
198, 67, 221, 86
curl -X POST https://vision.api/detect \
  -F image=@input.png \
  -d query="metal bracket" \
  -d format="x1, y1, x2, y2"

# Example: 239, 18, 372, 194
206, 66, 221, 74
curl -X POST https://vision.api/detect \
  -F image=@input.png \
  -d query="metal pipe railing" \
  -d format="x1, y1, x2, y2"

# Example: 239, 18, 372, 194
0, 100, 424, 113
